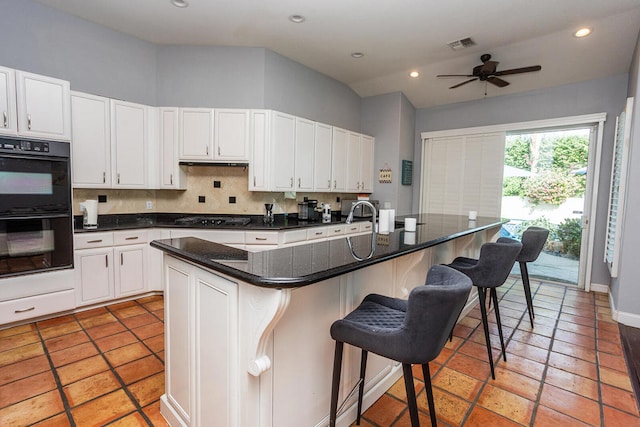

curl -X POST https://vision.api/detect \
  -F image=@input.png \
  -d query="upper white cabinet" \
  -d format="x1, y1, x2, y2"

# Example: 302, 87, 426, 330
313, 122, 333, 192
295, 117, 315, 191
215, 109, 250, 161
111, 99, 148, 188
331, 127, 348, 192
360, 135, 375, 193
346, 132, 374, 193
180, 108, 213, 160
249, 110, 270, 191
16, 70, 71, 141
159, 107, 186, 189
0, 67, 17, 136
71, 91, 111, 188
271, 111, 296, 191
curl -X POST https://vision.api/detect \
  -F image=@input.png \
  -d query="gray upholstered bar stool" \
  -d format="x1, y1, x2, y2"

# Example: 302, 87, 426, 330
517, 226, 550, 327
329, 265, 472, 427
446, 237, 522, 379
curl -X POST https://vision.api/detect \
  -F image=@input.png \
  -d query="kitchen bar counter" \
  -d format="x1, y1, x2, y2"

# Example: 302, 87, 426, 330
150, 214, 505, 288
156, 214, 504, 427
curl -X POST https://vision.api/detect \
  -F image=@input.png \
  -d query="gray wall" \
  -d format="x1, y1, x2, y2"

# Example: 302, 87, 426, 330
361, 92, 415, 215
613, 30, 640, 317
0, 0, 157, 105
414, 73, 629, 287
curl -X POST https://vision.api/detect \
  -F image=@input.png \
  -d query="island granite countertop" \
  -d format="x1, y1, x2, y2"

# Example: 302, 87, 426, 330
150, 214, 505, 289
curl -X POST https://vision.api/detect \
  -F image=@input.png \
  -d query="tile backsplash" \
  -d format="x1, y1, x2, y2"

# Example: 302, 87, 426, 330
73, 165, 346, 216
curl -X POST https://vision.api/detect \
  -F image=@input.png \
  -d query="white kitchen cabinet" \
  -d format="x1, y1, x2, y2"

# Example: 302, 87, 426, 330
159, 107, 186, 189
271, 111, 296, 191
115, 244, 147, 297
71, 92, 111, 188
0, 66, 17, 136
360, 135, 375, 193
179, 108, 214, 160
313, 122, 333, 192
15, 70, 71, 141
331, 127, 348, 192
346, 132, 375, 193
75, 247, 114, 305
111, 99, 148, 188
249, 110, 270, 191
294, 117, 315, 191
215, 109, 250, 161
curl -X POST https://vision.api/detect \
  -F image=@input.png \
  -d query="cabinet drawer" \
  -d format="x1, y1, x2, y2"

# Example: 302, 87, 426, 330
74, 232, 114, 249
306, 227, 327, 240
0, 289, 75, 324
114, 230, 148, 246
344, 224, 361, 234
245, 231, 278, 245
282, 229, 308, 244
326, 224, 345, 237
359, 221, 373, 232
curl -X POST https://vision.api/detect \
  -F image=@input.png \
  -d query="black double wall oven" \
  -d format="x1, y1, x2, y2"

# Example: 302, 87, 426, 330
0, 137, 73, 277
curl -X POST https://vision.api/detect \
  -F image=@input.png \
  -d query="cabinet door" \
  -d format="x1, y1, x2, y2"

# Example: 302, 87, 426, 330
249, 110, 270, 191
111, 100, 147, 188
159, 107, 185, 189
331, 127, 347, 192
295, 117, 315, 191
271, 111, 295, 191
75, 248, 114, 306
215, 109, 249, 161
115, 244, 147, 297
313, 122, 332, 192
180, 108, 214, 160
346, 132, 361, 192
15, 71, 71, 141
360, 135, 375, 193
71, 92, 111, 188
0, 66, 16, 136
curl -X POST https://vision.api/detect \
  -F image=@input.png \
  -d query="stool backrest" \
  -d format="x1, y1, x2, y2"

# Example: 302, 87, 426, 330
517, 226, 550, 262
403, 265, 472, 362
458, 238, 522, 288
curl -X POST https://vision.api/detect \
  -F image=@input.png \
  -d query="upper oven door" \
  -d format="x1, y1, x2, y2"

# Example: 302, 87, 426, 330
0, 149, 71, 216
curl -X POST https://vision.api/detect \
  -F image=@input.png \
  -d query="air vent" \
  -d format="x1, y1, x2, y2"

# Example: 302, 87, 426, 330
447, 37, 476, 51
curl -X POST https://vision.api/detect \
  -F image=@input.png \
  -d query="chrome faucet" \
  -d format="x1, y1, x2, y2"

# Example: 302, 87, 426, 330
345, 200, 377, 260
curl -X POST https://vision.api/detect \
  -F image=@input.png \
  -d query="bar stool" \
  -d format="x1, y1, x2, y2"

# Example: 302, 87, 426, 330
446, 237, 522, 379
329, 265, 472, 427
517, 226, 549, 327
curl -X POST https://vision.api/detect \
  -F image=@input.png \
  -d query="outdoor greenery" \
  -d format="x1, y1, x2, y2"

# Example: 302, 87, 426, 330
557, 218, 582, 257
503, 134, 588, 205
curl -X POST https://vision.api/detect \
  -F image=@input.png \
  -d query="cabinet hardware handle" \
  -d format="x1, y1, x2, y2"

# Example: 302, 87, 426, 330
120, 253, 124, 265
334, 180, 337, 189
255, 237, 267, 241
87, 239, 103, 243
27, 114, 31, 130
315, 232, 322, 235
218, 146, 220, 156
290, 177, 293, 187
298, 178, 301, 188
328, 179, 331, 188
170, 174, 173, 185
105, 254, 109, 268
3, 111, 6, 127
102, 172, 106, 183
206, 146, 209, 156
15, 306, 35, 313
125, 236, 139, 240
117, 173, 120, 184
253, 176, 256, 187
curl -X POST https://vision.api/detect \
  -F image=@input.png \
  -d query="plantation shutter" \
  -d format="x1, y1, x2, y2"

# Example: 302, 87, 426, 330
421, 132, 505, 217
605, 97, 634, 277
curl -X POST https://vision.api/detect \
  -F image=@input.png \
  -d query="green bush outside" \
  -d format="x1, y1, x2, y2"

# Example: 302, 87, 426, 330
557, 218, 582, 257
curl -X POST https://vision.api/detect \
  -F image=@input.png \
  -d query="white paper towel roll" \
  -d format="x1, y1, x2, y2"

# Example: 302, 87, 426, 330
388, 209, 395, 232
378, 209, 390, 234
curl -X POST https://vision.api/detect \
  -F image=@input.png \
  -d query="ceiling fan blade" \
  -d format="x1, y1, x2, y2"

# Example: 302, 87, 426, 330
486, 76, 509, 87
437, 74, 475, 78
493, 65, 542, 76
449, 78, 477, 89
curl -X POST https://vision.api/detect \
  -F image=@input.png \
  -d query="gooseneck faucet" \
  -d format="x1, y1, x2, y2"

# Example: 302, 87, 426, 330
345, 200, 377, 261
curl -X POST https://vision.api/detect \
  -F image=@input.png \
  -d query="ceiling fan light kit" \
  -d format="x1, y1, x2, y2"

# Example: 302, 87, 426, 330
437, 54, 541, 89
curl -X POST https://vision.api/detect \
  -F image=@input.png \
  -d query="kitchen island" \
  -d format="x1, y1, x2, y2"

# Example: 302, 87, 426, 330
151, 214, 504, 427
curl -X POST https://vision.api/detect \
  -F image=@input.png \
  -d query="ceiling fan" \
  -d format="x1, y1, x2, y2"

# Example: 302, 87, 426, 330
437, 54, 541, 89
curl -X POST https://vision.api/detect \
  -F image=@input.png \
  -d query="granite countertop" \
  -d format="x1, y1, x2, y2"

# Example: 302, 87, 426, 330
73, 212, 362, 233
150, 214, 505, 289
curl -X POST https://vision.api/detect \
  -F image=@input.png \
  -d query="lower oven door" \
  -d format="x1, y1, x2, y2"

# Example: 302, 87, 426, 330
0, 215, 73, 277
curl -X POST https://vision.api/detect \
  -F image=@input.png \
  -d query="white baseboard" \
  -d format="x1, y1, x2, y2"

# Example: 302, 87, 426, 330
609, 293, 640, 328
590, 282, 609, 294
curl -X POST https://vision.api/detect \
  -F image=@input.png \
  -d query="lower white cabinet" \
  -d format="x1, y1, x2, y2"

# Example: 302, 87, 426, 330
74, 230, 149, 306
0, 289, 75, 325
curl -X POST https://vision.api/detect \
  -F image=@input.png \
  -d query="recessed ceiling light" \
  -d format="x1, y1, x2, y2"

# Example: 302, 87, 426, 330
289, 14, 306, 23
170, 0, 189, 8
409, 71, 420, 78
574, 27, 592, 38
351, 52, 365, 59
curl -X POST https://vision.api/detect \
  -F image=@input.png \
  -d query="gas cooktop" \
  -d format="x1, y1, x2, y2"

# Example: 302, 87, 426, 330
174, 216, 252, 227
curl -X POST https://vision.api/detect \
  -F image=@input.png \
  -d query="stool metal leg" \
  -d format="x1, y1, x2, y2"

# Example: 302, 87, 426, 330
477, 287, 495, 379
520, 261, 535, 328
490, 288, 507, 362
422, 363, 437, 427
356, 350, 368, 425
329, 341, 344, 427
402, 363, 419, 427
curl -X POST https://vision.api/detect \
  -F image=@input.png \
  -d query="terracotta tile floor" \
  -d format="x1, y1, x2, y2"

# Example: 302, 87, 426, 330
0, 278, 639, 426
